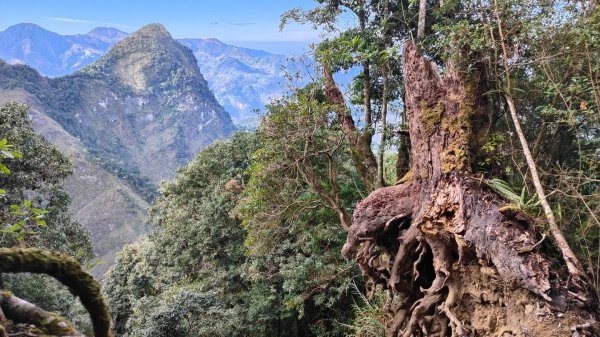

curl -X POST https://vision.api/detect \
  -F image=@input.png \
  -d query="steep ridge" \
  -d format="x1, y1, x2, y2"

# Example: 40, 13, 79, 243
0, 23, 235, 275
0, 23, 311, 122
0, 84, 149, 277
59, 23, 235, 182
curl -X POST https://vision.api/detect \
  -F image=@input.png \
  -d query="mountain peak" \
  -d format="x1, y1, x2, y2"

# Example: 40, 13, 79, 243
81, 24, 203, 93
3, 23, 56, 36
6, 23, 45, 31
131, 23, 171, 39
86, 27, 128, 43
87, 26, 126, 35
206, 37, 223, 43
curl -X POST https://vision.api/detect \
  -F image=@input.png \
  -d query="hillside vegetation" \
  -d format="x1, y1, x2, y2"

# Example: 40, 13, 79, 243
105, 1, 600, 336
0, 0, 599, 336
0, 23, 235, 276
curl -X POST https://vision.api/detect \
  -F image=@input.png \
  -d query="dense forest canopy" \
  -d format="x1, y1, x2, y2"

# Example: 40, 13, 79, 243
103, 0, 600, 335
0, 0, 599, 336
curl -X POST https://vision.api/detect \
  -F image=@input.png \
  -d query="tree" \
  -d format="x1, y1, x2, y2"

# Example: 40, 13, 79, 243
282, 0, 412, 193
0, 102, 92, 256
236, 86, 364, 336
104, 133, 266, 337
342, 37, 599, 337
0, 102, 111, 337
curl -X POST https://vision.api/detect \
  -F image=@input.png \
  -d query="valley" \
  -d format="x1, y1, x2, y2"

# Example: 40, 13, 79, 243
0, 23, 236, 276
0, 1, 598, 335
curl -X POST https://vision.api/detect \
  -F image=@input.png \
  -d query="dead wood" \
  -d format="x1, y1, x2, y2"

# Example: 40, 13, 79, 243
343, 40, 600, 337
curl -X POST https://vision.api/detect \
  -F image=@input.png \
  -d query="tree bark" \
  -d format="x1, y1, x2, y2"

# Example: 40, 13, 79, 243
417, 0, 427, 40
1, 292, 82, 336
377, 0, 391, 188
0, 248, 114, 337
323, 67, 378, 192
342, 40, 599, 337
395, 94, 411, 180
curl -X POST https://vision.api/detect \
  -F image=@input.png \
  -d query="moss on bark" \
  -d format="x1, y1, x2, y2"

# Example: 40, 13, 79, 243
0, 248, 113, 337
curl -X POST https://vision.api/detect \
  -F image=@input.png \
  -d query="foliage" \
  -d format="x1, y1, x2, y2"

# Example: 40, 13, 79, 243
104, 133, 262, 337
486, 178, 541, 212
0, 102, 92, 255
104, 0, 600, 334
342, 285, 388, 337
105, 126, 363, 336
0, 102, 94, 332
235, 85, 364, 336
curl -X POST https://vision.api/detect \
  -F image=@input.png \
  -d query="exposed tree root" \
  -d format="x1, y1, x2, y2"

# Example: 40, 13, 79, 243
343, 41, 599, 337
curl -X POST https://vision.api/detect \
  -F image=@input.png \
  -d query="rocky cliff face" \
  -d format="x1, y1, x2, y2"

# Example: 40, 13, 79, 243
179, 38, 310, 122
65, 23, 235, 182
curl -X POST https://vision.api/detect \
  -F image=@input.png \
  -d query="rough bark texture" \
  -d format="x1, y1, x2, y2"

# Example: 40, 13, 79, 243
0, 248, 113, 337
417, 0, 427, 40
1, 292, 82, 336
342, 41, 599, 337
323, 66, 378, 192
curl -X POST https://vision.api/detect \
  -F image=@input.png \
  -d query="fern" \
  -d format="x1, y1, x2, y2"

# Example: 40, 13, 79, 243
486, 178, 541, 212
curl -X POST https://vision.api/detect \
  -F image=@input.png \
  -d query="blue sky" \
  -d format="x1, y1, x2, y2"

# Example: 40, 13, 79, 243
0, 0, 323, 54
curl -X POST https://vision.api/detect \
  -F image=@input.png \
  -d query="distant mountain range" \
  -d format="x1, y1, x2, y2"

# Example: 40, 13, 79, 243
0, 23, 127, 76
0, 23, 235, 276
0, 23, 311, 121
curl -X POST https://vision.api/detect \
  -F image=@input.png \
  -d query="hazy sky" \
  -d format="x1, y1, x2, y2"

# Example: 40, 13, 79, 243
0, 0, 324, 54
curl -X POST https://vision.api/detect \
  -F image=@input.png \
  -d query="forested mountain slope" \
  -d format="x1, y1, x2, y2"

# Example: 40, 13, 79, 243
0, 23, 235, 276
0, 23, 309, 121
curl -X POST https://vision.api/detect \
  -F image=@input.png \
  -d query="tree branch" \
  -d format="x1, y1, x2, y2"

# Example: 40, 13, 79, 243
0, 248, 113, 337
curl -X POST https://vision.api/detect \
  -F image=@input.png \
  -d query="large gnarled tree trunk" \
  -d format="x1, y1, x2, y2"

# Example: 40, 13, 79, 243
342, 41, 599, 337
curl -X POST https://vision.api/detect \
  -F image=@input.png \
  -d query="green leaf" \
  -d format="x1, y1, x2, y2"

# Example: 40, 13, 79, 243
31, 208, 48, 215
1, 150, 14, 158
85, 258, 106, 271
0, 163, 10, 174
5, 221, 24, 232
33, 218, 47, 227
